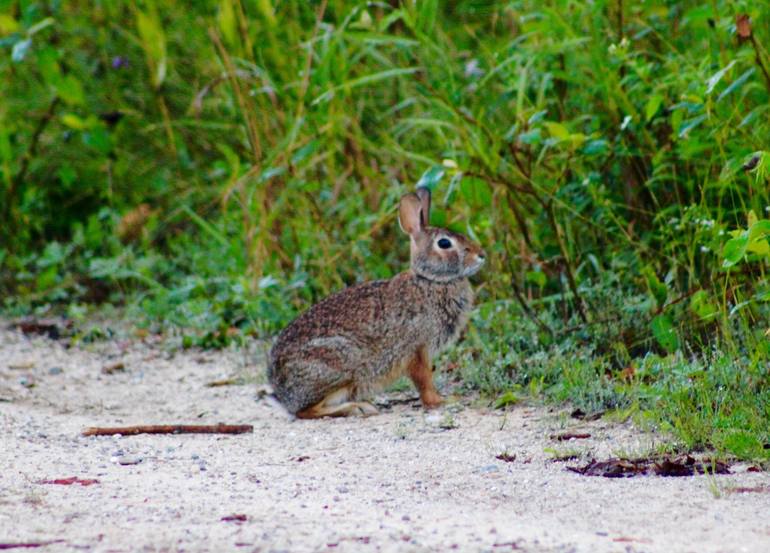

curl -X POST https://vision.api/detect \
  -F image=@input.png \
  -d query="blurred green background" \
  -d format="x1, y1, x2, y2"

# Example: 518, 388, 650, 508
1, 1, 769, 459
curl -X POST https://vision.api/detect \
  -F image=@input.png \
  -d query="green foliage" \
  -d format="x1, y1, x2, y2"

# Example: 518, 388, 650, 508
452, 295, 770, 462
1, 1, 769, 459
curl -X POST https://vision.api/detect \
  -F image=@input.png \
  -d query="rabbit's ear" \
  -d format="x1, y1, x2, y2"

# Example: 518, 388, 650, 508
415, 187, 431, 227
399, 193, 424, 237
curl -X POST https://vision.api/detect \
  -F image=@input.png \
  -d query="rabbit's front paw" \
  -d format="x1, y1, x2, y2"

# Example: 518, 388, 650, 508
420, 391, 444, 409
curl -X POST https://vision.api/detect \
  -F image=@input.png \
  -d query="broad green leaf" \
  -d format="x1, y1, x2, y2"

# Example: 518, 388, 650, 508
61, 113, 89, 130
641, 266, 667, 308
416, 165, 445, 190
544, 121, 570, 141
36, 45, 60, 84
518, 128, 541, 145
82, 126, 112, 154
11, 38, 31, 62
526, 270, 546, 289
0, 14, 19, 35
678, 114, 707, 138
651, 314, 679, 352
748, 219, 770, 241
35, 265, 58, 291
718, 68, 755, 102
568, 132, 587, 148
258, 166, 285, 183
582, 138, 608, 155
689, 290, 718, 321
55, 74, 84, 105
722, 233, 748, 267
645, 94, 663, 121
746, 239, 770, 255
290, 140, 319, 165
705, 60, 736, 94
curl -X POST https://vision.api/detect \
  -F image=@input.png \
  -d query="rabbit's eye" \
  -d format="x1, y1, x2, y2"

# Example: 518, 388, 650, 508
437, 238, 452, 249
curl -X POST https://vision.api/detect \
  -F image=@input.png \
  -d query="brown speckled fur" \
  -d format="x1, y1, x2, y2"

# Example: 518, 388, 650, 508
267, 187, 485, 417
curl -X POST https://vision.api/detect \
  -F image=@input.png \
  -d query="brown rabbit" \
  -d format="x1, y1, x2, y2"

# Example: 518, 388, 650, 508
267, 187, 485, 418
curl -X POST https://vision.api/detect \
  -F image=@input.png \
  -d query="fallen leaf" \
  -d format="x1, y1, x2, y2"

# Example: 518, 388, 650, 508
11, 319, 71, 340
492, 542, 524, 550
654, 458, 694, 477
729, 485, 770, 494
205, 378, 243, 387
568, 459, 646, 478
221, 514, 248, 522
551, 432, 591, 441
569, 455, 730, 478
570, 408, 603, 421
612, 537, 652, 544
39, 477, 99, 486
0, 540, 66, 550
101, 362, 126, 375
8, 362, 35, 370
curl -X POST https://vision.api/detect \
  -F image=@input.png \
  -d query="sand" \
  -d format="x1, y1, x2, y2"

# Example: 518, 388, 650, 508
1, 325, 768, 553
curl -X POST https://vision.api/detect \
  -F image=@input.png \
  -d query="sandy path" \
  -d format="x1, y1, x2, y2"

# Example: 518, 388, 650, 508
0, 326, 768, 553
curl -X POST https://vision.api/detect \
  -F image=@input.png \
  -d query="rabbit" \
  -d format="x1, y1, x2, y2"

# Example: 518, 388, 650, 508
267, 186, 486, 418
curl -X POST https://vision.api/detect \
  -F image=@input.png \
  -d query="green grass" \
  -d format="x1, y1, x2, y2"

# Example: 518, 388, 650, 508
1, 1, 769, 462
451, 293, 770, 463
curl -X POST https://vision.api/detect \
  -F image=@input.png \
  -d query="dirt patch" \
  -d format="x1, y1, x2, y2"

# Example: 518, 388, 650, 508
1, 326, 769, 552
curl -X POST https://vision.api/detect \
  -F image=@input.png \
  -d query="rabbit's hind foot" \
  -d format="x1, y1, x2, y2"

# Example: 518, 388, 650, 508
296, 387, 378, 419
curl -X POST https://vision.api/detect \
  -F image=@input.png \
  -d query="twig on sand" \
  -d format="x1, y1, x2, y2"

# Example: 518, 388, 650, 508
81, 424, 253, 437
0, 540, 66, 550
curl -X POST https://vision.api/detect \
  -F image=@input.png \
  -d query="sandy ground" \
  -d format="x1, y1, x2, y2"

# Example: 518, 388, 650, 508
1, 325, 768, 553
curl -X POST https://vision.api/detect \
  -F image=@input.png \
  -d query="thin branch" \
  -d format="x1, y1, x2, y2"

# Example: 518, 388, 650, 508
82, 424, 253, 437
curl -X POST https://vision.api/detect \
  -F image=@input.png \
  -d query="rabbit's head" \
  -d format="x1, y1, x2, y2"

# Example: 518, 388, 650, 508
398, 187, 486, 282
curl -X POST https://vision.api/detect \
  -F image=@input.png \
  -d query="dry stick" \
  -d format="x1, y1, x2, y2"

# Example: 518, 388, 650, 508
82, 424, 253, 437
0, 540, 66, 550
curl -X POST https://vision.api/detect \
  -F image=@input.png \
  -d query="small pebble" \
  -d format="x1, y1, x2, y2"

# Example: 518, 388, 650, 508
118, 455, 143, 466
